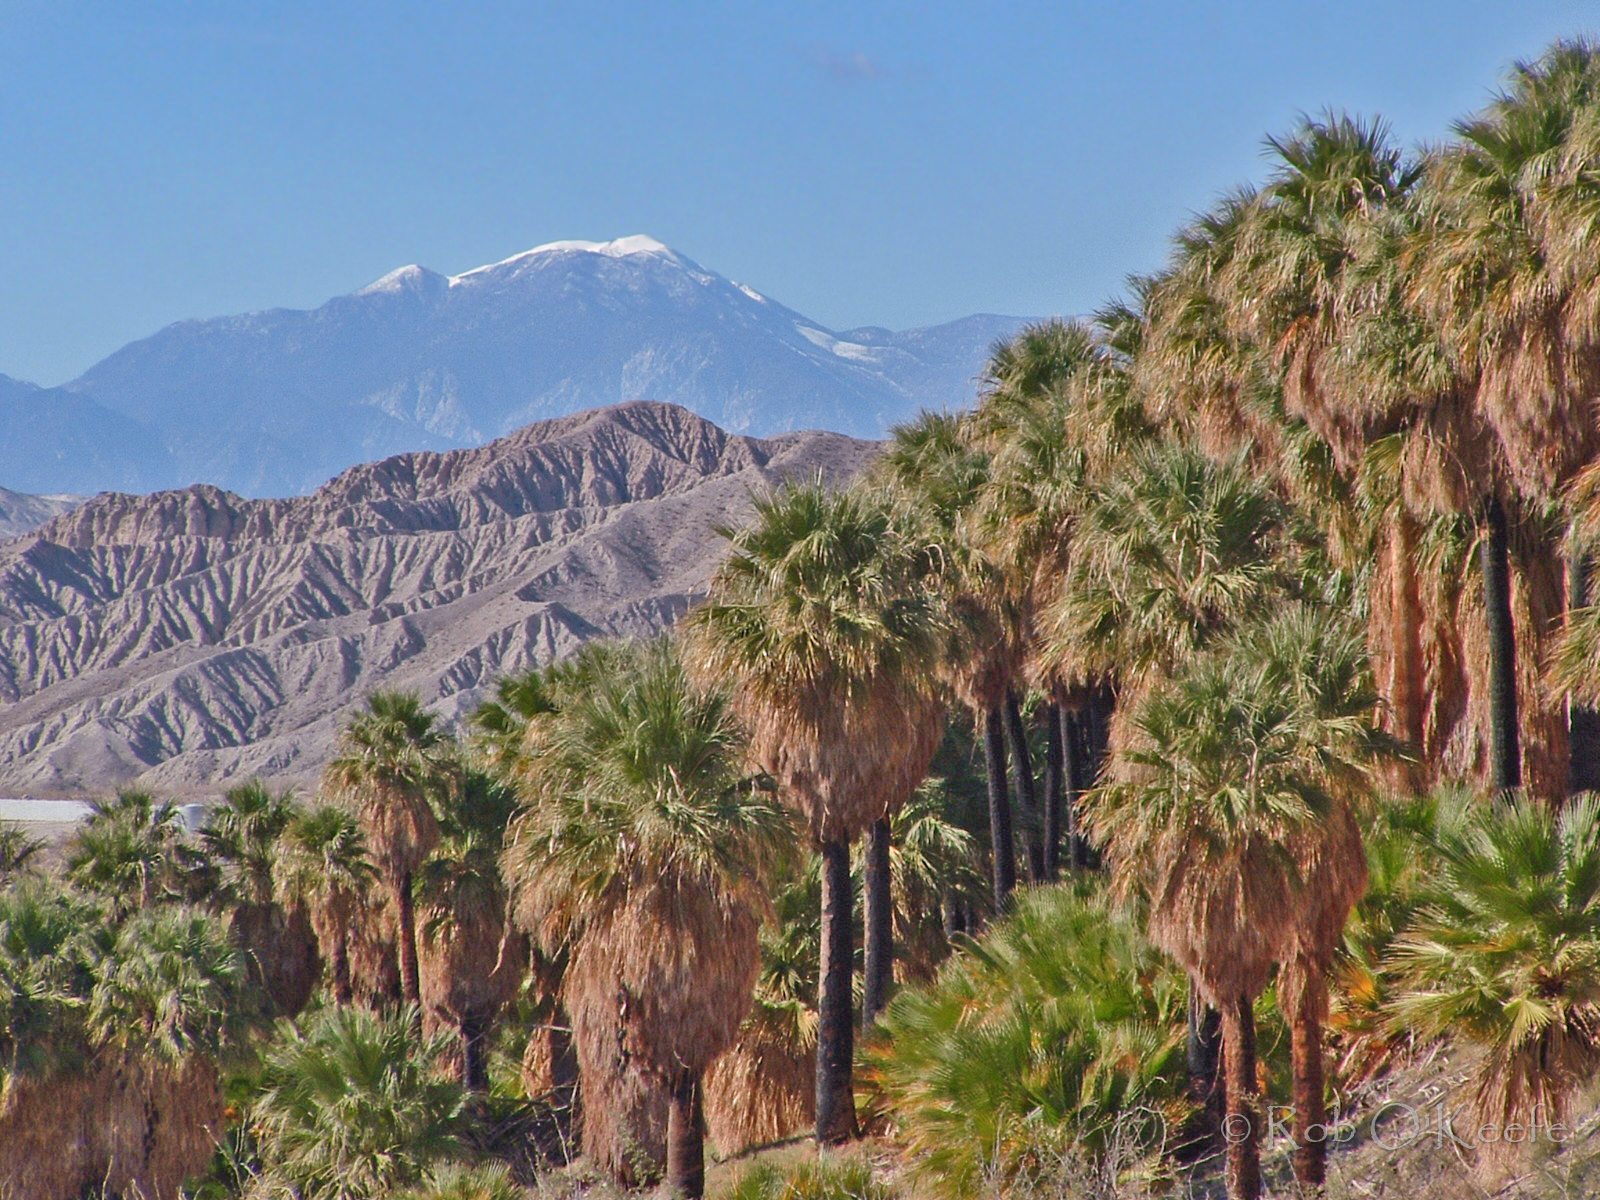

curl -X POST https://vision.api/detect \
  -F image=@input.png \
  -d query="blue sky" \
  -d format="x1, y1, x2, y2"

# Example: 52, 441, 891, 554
1, 1, 1595, 385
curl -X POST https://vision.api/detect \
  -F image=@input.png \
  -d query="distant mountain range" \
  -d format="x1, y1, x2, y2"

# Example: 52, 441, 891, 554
0, 402, 877, 797
1, 236, 1024, 497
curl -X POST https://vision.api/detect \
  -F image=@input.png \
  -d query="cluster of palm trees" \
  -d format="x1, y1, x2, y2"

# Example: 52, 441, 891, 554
8, 36, 1600, 1200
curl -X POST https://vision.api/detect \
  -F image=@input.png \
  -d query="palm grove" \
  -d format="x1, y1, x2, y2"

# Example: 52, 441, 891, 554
9, 37, 1600, 1200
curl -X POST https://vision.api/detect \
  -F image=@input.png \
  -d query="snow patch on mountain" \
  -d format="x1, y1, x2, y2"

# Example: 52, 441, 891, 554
450, 234, 680, 285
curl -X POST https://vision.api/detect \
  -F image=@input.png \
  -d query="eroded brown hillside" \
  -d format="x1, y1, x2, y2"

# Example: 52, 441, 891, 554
0, 401, 876, 796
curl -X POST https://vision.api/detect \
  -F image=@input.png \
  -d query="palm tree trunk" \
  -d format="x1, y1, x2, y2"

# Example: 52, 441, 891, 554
666, 1067, 706, 1199
982, 707, 1016, 909
1289, 965, 1327, 1190
862, 816, 894, 1030
1568, 538, 1600, 791
396, 871, 423, 1018
461, 1012, 490, 1093
1178, 981, 1223, 1161
1221, 995, 1262, 1200
1041, 701, 1065, 880
1064, 708, 1090, 871
1391, 508, 1427, 752
816, 838, 858, 1144
330, 929, 353, 1006
1003, 691, 1044, 882
1482, 494, 1521, 791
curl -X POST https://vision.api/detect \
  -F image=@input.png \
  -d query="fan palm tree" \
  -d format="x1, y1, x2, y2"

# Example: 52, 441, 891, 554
83, 905, 249, 1200
874, 410, 1018, 910
1226, 605, 1392, 1187
251, 1005, 466, 1200
417, 769, 524, 1093
274, 804, 378, 1006
504, 637, 790, 1197
866, 881, 1188, 1200
325, 691, 456, 1013
0, 880, 97, 1086
65, 789, 205, 914
971, 320, 1137, 879
1409, 41, 1600, 502
0, 823, 43, 882
1396, 49, 1600, 796
1089, 617, 1382, 1200
466, 666, 562, 779
202, 778, 317, 1016
688, 481, 948, 1145
1388, 793, 1600, 1143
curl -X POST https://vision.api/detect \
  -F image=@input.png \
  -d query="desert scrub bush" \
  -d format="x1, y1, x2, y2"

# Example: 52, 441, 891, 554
863, 881, 1188, 1198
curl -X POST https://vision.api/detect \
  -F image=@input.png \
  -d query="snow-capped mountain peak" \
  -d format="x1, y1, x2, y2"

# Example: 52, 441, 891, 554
449, 234, 681, 286
356, 263, 447, 296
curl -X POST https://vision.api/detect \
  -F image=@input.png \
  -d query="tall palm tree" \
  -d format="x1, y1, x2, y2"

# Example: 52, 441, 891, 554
1089, 619, 1381, 1200
274, 804, 378, 1006
1041, 439, 1292, 724
1398, 50, 1600, 796
417, 770, 524, 1093
81, 905, 249, 1200
873, 412, 1018, 908
203, 778, 317, 1016
325, 691, 455, 1014
1409, 41, 1600, 501
972, 318, 1142, 878
504, 638, 790, 1197
1226, 605, 1392, 1187
688, 481, 948, 1145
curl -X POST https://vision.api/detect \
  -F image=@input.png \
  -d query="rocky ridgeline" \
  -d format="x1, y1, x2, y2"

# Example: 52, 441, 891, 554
0, 401, 876, 797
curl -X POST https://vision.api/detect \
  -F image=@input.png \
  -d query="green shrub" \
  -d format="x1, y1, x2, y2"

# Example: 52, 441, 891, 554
250, 1005, 467, 1199
864, 881, 1188, 1198
720, 1155, 898, 1200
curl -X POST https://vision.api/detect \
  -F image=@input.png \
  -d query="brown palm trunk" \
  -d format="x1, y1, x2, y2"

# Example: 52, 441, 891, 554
1221, 995, 1262, 1200
461, 1012, 490, 1093
1003, 691, 1044, 882
396, 871, 422, 1019
1181, 981, 1223, 1160
330, 928, 353, 1006
666, 1067, 705, 1198
1482, 494, 1521, 791
982, 707, 1016, 909
1568, 539, 1600, 792
1289, 966, 1327, 1189
1064, 708, 1090, 871
862, 816, 894, 1029
1390, 509, 1427, 752
816, 839, 858, 1144
1041, 701, 1065, 880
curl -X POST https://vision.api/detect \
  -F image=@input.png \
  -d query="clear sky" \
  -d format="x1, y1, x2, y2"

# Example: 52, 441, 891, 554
1, 1, 1595, 386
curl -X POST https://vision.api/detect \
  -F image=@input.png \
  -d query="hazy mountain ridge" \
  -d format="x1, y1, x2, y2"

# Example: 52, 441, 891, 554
0, 484, 82, 538
0, 236, 1021, 497
0, 401, 878, 797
